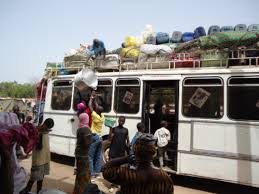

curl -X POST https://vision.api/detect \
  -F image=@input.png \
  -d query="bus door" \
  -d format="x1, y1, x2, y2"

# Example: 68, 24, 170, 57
143, 80, 179, 171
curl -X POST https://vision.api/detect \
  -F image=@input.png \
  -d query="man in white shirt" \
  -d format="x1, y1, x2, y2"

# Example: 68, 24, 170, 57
154, 120, 171, 167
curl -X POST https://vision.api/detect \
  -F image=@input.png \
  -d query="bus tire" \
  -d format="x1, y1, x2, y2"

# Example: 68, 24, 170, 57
102, 140, 111, 163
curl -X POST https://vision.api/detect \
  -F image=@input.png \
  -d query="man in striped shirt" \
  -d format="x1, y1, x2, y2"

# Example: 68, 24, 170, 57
102, 134, 174, 194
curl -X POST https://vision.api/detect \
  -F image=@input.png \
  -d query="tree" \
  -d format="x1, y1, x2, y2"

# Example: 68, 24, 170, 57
0, 82, 35, 98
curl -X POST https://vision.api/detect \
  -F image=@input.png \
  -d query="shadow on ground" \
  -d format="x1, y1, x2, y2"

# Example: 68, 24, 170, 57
30, 177, 74, 193
51, 153, 75, 166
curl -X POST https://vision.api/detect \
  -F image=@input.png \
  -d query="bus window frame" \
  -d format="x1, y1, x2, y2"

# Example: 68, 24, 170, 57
51, 79, 73, 111
96, 78, 113, 113
114, 78, 141, 114
182, 76, 224, 120
227, 76, 259, 121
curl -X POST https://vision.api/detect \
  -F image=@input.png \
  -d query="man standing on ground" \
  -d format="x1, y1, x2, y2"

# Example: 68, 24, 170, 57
109, 116, 130, 160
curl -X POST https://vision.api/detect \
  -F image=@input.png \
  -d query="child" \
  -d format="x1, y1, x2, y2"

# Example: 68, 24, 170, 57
154, 120, 171, 168
109, 116, 129, 160
129, 122, 145, 168
20, 118, 54, 194
131, 122, 145, 148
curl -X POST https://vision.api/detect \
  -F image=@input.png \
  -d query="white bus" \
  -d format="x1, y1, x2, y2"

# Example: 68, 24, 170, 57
44, 52, 259, 188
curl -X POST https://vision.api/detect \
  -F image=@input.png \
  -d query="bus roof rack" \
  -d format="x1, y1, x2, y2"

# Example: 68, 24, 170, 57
44, 48, 259, 76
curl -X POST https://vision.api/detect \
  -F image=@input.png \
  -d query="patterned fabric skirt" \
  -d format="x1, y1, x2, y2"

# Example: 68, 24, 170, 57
30, 163, 50, 181
73, 157, 91, 194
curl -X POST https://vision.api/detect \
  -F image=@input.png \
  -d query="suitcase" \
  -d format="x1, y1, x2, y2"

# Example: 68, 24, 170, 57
146, 35, 156, 45
194, 26, 206, 39
182, 32, 194, 42
220, 26, 234, 32
247, 24, 259, 32
171, 31, 182, 43
234, 24, 247, 32
208, 25, 220, 35
156, 32, 170, 44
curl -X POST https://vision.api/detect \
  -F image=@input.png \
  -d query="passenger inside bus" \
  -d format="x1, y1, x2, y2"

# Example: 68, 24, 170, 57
149, 98, 163, 134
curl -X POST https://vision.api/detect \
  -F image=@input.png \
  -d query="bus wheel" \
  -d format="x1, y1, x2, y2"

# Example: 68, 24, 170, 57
102, 140, 110, 163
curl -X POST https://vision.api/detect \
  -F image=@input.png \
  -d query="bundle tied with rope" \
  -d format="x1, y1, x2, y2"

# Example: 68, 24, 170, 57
175, 31, 259, 53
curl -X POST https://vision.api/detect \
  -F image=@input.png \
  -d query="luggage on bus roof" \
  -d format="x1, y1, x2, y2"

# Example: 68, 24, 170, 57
171, 31, 182, 43
248, 24, 259, 32
220, 26, 234, 32
234, 24, 247, 32
156, 32, 170, 45
182, 32, 194, 42
194, 26, 206, 39
208, 25, 220, 35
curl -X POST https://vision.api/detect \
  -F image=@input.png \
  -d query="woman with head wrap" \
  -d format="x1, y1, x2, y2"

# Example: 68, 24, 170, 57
73, 111, 92, 194
102, 134, 174, 194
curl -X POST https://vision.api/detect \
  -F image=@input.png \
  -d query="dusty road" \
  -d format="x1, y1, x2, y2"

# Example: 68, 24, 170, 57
20, 154, 258, 194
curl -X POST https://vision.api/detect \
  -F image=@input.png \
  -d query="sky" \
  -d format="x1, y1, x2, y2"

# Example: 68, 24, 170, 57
0, 0, 259, 83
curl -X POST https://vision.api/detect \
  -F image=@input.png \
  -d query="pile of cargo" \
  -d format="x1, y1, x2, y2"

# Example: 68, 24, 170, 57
45, 24, 259, 75
115, 24, 259, 69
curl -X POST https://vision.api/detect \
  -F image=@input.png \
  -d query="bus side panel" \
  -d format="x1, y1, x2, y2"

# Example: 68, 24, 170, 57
178, 122, 192, 152
46, 112, 78, 157
178, 121, 259, 187
192, 122, 259, 157
178, 152, 259, 187
49, 135, 72, 156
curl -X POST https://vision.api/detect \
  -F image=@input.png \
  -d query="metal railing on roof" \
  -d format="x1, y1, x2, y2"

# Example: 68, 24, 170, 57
44, 48, 259, 76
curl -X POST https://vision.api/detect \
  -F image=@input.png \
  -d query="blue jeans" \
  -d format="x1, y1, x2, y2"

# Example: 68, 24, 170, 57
88, 139, 103, 176
33, 101, 45, 124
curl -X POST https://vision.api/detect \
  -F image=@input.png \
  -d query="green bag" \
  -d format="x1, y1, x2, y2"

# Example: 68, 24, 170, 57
104, 118, 116, 128
200, 31, 259, 50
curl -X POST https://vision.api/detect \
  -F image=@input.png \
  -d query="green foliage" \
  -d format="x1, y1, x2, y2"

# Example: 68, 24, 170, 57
0, 82, 35, 98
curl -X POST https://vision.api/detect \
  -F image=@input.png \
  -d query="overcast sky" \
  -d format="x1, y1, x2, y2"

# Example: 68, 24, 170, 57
0, 0, 259, 83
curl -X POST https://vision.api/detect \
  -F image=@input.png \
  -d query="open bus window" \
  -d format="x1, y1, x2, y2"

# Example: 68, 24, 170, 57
228, 77, 259, 121
73, 85, 92, 110
182, 77, 223, 119
96, 79, 112, 112
51, 80, 73, 110
114, 79, 140, 114
73, 79, 112, 113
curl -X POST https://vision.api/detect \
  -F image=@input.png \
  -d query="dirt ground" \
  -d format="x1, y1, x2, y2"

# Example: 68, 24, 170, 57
19, 154, 259, 194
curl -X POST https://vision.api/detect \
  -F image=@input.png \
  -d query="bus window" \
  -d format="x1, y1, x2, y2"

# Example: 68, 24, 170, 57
182, 77, 223, 119
72, 79, 112, 113
114, 79, 140, 114
96, 79, 113, 112
73, 85, 92, 110
51, 80, 73, 110
228, 76, 259, 121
